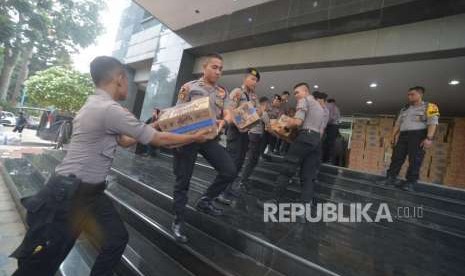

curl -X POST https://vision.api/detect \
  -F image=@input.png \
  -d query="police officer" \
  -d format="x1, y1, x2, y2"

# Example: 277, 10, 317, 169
261, 94, 282, 158
216, 67, 261, 204
378, 86, 439, 191
323, 98, 341, 164
172, 53, 237, 243
266, 83, 327, 204
11, 56, 209, 276
240, 96, 271, 189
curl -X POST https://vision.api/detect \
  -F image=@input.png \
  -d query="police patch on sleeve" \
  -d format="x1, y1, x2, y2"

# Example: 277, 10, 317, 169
177, 85, 189, 103
427, 103, 439, 118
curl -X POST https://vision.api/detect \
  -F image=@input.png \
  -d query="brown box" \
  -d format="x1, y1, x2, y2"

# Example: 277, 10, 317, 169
232, 101, 260, 130
270, 115, 298, 142
158, 96, 218, 139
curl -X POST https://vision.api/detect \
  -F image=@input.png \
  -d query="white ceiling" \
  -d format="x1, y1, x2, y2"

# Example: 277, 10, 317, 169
219, 57, 465, 116
134, 0, 273, 30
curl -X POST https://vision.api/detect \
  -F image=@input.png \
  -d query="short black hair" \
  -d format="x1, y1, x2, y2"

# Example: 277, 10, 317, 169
204, 52, 223, 63
313, 91, 328, 100
409, 86, 425, 94
259, 96, 269, 103
293, 82, 310, 91
282, 91, 290, 95
327, 98, 335, 103
90, 56, 125, 86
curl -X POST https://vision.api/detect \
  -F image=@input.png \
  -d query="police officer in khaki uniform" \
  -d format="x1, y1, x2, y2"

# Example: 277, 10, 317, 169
11, 56, 209, 276
172, 53, 237, 243
266, 83, 327, 204
378, 86, 439, 191
240, 96, 271, 189
217, 68, 261, 204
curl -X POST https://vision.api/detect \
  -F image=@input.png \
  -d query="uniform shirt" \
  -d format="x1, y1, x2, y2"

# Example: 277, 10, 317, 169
55, 89, 157, 184
397, 101, 439, 132
321, 105, 330, 133
295, 95, 326, 134
249, 111, 270, 135
326, 102, 341, 125
177, 78, 228, 119
227, 85, 259, 110
280, 100, 291, 115
268, 106, 281, 119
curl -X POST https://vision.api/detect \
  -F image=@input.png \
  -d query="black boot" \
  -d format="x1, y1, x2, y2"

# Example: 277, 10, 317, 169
376, 176, 398, 186
399, 181, 415, 192
171, 221, 188, 243
215, 193, 233, 205
196, 196, 223, 216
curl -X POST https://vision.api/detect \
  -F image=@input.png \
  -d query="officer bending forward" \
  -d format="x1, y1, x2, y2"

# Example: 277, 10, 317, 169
11, 56, 209, 276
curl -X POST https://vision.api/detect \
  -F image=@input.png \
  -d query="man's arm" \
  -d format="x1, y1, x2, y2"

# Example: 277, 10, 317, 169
149, 130, 209, 147
286, 117, 303, 129
116, 135, 137, 148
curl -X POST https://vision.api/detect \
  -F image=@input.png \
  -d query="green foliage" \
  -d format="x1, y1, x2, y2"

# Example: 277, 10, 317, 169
25, 66, 94, 113
0, 99, 16, 112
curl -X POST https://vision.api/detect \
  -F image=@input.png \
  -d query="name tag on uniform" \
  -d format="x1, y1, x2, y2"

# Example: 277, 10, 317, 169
415, 115, 425, 122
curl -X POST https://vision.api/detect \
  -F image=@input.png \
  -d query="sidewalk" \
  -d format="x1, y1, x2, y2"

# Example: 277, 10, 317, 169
0, 174, 25, 276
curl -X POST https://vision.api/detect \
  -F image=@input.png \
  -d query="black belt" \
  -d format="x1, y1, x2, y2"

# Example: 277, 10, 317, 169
299, 129, 320, 135
56, 174, 106, 196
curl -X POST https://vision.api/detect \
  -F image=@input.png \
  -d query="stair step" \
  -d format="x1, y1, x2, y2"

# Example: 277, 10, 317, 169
106, 182, 286, 276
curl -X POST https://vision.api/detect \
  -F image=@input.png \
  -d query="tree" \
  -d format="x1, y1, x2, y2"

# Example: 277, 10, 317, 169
25, 66, 94, 113
0, 0, 105, 101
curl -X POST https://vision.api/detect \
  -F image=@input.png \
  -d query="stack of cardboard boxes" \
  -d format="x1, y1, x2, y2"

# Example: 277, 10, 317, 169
348, 118, 394, 174
444, 118, 465, 188
348, 116, 465, 186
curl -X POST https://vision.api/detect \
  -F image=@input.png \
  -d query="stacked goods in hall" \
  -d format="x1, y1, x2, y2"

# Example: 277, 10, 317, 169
379, 118, 395, 174
364, 119, 383, 173
348, 119, 367, 171
444, 118, 465, 188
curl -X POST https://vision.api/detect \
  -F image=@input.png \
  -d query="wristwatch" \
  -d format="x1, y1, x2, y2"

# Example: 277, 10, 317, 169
426, 136, 434, 141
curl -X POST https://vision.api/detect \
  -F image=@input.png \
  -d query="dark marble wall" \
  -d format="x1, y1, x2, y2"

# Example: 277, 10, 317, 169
176, 0, 465, 55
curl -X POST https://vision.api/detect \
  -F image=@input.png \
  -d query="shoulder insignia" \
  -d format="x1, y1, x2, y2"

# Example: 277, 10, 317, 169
177, 85, 190, 102
427, 103, 439, 118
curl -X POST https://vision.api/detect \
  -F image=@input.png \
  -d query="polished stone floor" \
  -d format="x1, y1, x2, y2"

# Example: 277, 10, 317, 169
108, 149, 465, 276
4, 148, 465, 276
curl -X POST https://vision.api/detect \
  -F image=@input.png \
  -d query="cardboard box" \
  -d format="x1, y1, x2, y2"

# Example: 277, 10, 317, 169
232, 101, 260, 130
270, 115, 298, 142
158, 96, 218, 139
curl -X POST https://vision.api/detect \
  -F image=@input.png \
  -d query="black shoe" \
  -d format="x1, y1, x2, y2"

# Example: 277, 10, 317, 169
215, 194, 233, 205
376, 177, 397, 186
399, 181, 415, 191
239, 180, 250, 193
171, 222, 188, 243
262, 154, 272, 161
196, 197, 224, 216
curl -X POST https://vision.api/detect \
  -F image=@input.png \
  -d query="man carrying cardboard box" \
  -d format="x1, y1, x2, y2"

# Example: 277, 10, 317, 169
171, 53, 237, 243
263, 83, 327, 208
216, 67, 261, 205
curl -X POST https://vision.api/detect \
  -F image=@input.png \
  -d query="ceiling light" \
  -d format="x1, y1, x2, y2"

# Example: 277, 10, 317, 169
313, 85, 319, 89
366, 100, 373, 105
369, 83, 377, 88
248, 17, 253, 22
270, 86, 275, 89
449, 80, 460, 86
